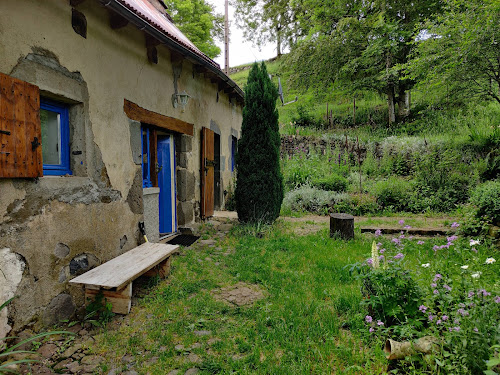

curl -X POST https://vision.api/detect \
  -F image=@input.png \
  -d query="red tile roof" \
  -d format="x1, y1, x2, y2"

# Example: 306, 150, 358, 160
117, 0, 220, 69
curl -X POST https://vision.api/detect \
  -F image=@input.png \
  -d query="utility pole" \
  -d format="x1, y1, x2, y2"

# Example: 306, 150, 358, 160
224, 0, 229, 75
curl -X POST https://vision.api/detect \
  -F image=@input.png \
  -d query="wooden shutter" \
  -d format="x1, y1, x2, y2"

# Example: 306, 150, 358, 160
0, 73, 42, 178
201, 127, 214, 219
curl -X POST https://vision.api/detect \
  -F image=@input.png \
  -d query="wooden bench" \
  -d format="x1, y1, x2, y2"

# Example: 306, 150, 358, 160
69, 242, 179, 314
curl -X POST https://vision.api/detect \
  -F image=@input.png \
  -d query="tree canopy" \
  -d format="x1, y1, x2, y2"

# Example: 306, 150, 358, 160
164, 0, 223, 59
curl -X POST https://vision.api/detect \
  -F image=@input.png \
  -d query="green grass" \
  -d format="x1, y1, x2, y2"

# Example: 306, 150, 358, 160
92, 222, 387, 374
91, 218, 498, 374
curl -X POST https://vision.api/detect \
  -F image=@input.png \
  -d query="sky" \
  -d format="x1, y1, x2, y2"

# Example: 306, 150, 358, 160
209, 1, 278, 67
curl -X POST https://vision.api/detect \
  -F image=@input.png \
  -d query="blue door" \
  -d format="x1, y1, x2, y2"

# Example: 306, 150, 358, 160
158, 135, 176, 235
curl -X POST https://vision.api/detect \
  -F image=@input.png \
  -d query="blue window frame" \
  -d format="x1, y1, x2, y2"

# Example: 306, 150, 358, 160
141, 126, 153, 187
40, 99, 71, 176
231, 136, 238, 172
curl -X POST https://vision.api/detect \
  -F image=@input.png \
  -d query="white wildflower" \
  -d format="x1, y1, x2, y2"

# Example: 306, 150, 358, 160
470, 239, 480, 246
485, 258, 496, 264
371, 241, 380, 269
421, 263, 430, 268
471, 272, 482, 279
460, 265, 469, 270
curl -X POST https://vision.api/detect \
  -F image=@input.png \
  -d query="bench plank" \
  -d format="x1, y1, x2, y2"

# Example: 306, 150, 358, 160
69, 242, 178, 290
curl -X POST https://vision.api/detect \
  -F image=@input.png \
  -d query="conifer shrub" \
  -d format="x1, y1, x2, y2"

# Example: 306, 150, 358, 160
235, 62, 284, 223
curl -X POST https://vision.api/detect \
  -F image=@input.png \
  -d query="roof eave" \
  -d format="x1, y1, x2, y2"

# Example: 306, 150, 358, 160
100, 0, 244, 102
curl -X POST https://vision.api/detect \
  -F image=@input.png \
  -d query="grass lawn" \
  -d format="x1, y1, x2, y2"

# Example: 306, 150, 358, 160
91, 219, 499, 374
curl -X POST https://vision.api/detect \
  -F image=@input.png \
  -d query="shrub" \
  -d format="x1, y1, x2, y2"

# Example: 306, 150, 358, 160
332, 193, 380, 216
311, 173, 348, 192
469, 180, 500, 224
291, 104, 324, 128
235, 62, 284, 223
282, 186, 349, 215
373, 177, 413, 212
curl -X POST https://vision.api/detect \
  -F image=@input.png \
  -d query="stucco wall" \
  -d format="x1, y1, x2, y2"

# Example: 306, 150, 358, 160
0, 0, 242, 333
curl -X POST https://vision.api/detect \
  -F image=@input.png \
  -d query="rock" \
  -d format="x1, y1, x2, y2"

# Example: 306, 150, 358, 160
199, 239, 216, 246
488, 225, 500, 238
107, 368, 119, 375
191, 343, 202, 349
67, 324, 83, 333
66, 361, 83, 373
37, 343, 58, 358
207, 220, 221, 227
62, 344, 82, 358
54, 358, 73, 370
184, 368, 199, 375
80, 355, 103, 365
13, 329, 35, 351
54, 243, 70, 258
82, 364, 100, 373
121, 355, 135, 364
167, 370, 180, 375
174, 344, 185, 351
42, 294, 76, 326
122, 371, 138, 375
218, 224, 233, 232
186, 353, 202, 364
207, 338, 220, 345
193, 330, 211, 336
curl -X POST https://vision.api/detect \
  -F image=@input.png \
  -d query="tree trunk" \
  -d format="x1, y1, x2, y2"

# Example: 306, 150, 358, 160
276, 27, 282, 57
387, 88, 396, 125
330, 213, 354, 240
397, 90, 411, 119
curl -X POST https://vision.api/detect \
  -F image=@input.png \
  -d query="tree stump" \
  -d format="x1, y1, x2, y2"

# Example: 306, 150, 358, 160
330, 213, 354, 240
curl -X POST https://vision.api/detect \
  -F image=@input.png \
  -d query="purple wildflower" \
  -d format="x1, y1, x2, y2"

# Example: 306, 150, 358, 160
468, 291, 475, 298
375, 229, 382, 237
433, 245, 439, 252
417, 240, 425, 245
471, 247, 478, 253
428, 314, 435, 321
394, 253, 404, 260
434, 274, 442, 281
392, 238, 401, 246
377, 320, 384, 326
495, 296, 500, 304
379, 248, 386, 254
399, 234, 405, 239
431, 283, 437, 288
419, 305, 427, 312
473, 327, 479, 332
365, 315, 373, 323
436, 319, 442, 325
369, 327, 375, 332
366, 258, 373, 266
399, 220, 405, 226
408, 236, 414, 240
453, 327, 460, 332
457, 308, 469, 316
454, 319, 460, 325
377, 242, 383, 247
404, 225, 412, 230
442, 315, 448, 321
443, 284, 452, 291
447, 235, 458, 242
379, 255, 385, 260
451, 222, 460, 228
433, 289, 439, 295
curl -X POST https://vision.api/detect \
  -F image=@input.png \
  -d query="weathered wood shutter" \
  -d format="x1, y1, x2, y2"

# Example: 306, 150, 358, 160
0, 73, 42, 178
201, 127, 214, 219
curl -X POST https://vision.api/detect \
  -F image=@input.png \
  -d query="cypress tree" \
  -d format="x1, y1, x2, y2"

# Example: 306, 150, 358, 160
235, 62, 284, 223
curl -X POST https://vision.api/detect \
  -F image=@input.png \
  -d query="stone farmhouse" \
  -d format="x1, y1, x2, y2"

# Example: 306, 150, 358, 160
0, 0, 243, 337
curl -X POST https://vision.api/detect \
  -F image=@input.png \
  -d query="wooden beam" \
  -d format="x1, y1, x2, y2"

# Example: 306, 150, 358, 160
108, 10, 129, 29
145, 34, 161, 48
124, 99, 194, 136
147, 46, 158, 64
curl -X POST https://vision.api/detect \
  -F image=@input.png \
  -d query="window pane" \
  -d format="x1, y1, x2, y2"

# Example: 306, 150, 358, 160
142, 129, 149, 182
41, 109, 61, 165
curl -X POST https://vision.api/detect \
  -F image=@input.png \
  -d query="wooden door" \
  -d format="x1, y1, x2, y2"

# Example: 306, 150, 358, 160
158, 135, 176, 235
201, 127, 214, 219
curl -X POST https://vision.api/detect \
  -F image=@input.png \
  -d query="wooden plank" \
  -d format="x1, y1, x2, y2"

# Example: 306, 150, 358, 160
201, 127, 214, 219
0, 73, 16, 177
70, 242, 178, 290
108, 10, 129, 30
143, 257, 171, 278
13, 79, 27, 177
24, 82, 41, 177
124, 99, 193, 136
85, 283, 132, 315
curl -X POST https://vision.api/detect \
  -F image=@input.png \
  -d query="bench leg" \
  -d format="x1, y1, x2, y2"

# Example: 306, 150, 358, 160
143, 256, 172, 278
85, 283, 132, 315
